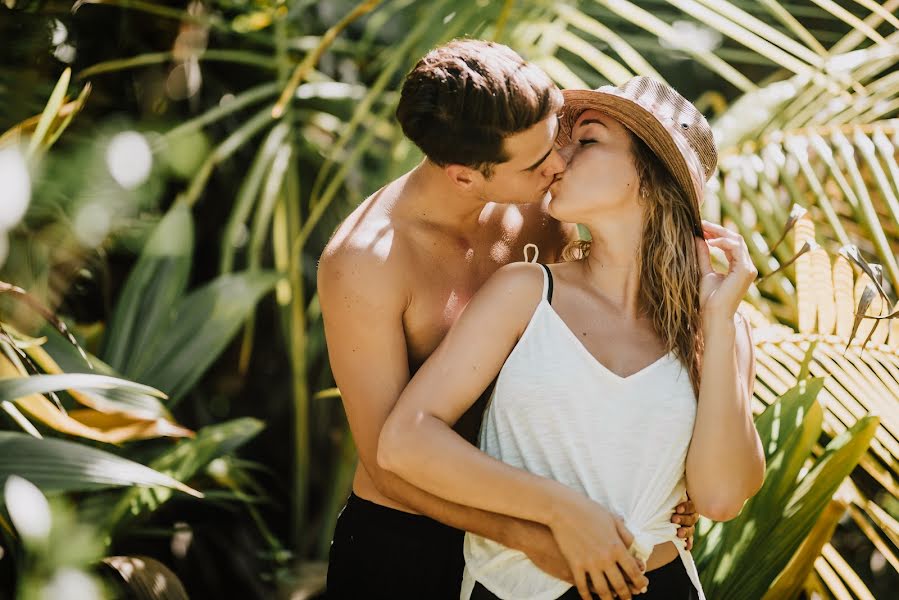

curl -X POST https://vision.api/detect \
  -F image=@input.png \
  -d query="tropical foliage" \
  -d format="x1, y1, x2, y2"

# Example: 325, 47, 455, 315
2, 0, 899, 598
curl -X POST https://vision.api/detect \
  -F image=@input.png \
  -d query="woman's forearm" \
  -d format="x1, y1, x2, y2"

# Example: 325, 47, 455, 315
379, 408, 574, 526
686, 313, 765, 520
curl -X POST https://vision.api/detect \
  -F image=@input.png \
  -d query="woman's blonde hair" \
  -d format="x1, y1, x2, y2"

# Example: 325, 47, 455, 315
562, 133, 704, 394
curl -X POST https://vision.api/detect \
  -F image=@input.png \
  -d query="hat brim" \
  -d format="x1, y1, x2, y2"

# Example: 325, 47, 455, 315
558, 88, 704, 235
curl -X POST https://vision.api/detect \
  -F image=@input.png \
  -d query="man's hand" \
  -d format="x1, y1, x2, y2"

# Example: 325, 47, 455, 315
672, 500, 699, 551
514, 521, 574, 583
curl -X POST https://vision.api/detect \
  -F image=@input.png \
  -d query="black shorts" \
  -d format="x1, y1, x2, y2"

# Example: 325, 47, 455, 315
325, 493, 465, 599
470, 556, 700, 600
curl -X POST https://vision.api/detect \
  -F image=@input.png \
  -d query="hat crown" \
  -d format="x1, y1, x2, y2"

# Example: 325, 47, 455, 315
605, 76, 717, 182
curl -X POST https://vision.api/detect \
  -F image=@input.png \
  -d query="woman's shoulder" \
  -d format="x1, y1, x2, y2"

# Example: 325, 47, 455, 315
464, 261, 549, 332
487, 261, 548, 298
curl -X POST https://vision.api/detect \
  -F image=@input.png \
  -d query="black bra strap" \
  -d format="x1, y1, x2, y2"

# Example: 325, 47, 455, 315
539, 263, 554, 304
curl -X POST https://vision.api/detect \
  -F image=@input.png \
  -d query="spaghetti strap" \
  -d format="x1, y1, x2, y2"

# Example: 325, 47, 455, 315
539, 264, 554, 304
523, 243, 552, 302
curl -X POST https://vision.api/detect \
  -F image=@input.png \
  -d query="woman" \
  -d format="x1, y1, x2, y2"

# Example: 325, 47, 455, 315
377, 77, 766, 600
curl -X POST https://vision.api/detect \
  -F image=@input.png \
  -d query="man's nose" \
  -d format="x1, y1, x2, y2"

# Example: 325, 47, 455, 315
544, 146, 569, 177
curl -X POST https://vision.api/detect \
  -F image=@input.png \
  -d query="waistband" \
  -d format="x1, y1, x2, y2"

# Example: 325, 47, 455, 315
339, 492, 464, 540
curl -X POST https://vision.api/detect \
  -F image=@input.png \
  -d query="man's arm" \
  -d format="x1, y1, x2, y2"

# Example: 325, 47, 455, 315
317, 243, 571, 579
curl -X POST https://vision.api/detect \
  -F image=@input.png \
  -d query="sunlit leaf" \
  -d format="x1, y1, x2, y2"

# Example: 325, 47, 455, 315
26, 67, 70, 157
102, 418, 263, 532
0, 432, 200, 496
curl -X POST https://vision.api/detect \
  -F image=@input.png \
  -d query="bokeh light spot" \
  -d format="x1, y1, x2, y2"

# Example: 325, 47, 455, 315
106, 131, 153, 189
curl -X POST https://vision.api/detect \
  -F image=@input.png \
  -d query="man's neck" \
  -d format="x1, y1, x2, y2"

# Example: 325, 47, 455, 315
396, 161, 489, 234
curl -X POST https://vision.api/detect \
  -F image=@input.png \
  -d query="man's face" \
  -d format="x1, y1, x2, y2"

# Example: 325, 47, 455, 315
477, 115, 567, 205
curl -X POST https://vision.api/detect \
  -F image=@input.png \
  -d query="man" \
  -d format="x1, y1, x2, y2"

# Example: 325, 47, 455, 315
318, 39, 698, 599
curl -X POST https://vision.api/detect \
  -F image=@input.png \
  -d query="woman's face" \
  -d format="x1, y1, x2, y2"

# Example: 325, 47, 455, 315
548, 109, 641, 224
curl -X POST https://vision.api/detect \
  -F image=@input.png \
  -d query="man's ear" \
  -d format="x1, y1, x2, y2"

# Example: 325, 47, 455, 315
444, 164, 482, 190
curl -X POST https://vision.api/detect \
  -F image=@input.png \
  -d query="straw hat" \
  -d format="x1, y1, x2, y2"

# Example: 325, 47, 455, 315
557, 76, 718, 235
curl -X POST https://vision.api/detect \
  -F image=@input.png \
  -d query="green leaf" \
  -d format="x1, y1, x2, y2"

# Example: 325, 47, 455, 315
0, 433, 199, 496
721, 417, 879, 599
24, 330, 171, 420
699, 392, 824, 591
32, 326, 113, 376
797, 340, 817, 382
696, 369, 879, 600
220, 122, 289, 274
128, 272, 278, 404
0, 373, 165, 403
101, 418, 264, 532
26, 68, 71, 157
101, 203, 194, 375
754, 378, 824, 462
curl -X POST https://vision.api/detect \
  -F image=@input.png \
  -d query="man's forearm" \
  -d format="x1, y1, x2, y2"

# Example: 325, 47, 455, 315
371, 466, 573, 583
372, 464, 544, 552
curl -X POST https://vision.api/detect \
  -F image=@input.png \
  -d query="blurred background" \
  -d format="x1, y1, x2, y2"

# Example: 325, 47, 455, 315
1, 1, 899, 598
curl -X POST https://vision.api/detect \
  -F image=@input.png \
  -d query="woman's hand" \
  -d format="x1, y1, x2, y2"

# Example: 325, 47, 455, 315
695, 221, 758, 321
514, 521, 576, 584
548, 491, 649, 600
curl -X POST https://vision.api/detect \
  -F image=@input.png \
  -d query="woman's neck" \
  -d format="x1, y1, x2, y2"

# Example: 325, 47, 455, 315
580, 208, 644, 318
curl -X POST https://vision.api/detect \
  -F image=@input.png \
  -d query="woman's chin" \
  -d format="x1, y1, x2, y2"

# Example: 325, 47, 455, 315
547, 189, 565, 219
546, 198, 564, 222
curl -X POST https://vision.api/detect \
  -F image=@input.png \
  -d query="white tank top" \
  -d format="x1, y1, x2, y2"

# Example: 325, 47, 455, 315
460, 253, 706, 600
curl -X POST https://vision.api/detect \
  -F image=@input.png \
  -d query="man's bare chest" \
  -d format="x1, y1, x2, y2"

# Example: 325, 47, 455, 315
402, 248, 513, 367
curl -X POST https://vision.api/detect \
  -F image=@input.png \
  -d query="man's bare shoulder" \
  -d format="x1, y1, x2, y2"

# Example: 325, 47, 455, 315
318, 191, 411, 306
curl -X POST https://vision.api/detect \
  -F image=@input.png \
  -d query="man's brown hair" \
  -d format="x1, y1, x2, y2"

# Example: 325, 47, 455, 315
396, 39, 563, 177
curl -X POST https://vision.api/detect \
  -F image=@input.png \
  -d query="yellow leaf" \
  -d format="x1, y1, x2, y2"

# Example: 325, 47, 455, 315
833, 257, 854, 339
811, 248, 835, 335
232, 11, 273, 33
0, 352, 191, 443
69, 409, 193, 442
23, 339, 176, 421
763, 498, 847, 600
794, 215, 816, 333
